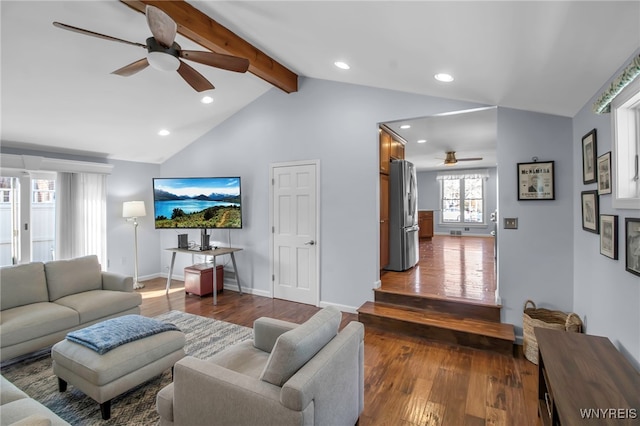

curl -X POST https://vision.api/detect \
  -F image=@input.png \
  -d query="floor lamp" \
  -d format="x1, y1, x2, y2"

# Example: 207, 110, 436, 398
123, 201, 146, 290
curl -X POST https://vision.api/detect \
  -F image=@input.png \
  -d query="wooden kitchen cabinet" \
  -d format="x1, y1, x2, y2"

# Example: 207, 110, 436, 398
379, 130, 391, 174
390, 136, 405, 160
380, 174, 389, 269
418, 210, 433, 239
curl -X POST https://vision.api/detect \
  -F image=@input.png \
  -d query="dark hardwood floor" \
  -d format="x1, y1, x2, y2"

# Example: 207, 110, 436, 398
139, 255, 539, 426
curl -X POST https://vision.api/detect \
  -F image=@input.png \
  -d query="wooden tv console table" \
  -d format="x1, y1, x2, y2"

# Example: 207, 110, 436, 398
165, 247, 243, 305
535, 328, 639, 425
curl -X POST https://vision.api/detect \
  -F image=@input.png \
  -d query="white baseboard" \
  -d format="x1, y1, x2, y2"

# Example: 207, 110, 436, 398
318, 301, 360, 314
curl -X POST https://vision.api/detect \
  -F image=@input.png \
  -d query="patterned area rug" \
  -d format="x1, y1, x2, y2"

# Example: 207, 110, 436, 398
1, 311, 253, 425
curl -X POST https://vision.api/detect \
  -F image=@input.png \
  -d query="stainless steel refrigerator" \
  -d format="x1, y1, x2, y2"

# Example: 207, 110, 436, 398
386, 159, 419, 271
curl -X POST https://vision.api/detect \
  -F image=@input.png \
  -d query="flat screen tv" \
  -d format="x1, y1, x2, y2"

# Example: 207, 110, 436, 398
153, 177, 242, 229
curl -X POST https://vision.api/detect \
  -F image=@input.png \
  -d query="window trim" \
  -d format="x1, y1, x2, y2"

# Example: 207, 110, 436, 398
439, 176, 486, 226
612, 75, 640, 209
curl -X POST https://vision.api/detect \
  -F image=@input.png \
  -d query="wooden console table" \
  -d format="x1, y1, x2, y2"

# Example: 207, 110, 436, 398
535, 328, 640, 425
165, 247, 243, 305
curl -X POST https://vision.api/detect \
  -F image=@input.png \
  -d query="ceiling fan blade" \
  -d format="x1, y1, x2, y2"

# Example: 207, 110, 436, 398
177, 61, 215, 92
457, 157, 484, 162
181, 51, 250, 73
146, 5, 177, 48
112, 58, 150, 77
52, 22, 146, 49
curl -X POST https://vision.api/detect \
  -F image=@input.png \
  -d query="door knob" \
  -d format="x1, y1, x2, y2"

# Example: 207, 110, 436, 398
304, 240, 316, 245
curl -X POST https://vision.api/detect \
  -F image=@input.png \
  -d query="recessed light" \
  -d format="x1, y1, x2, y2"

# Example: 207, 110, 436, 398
201, 95, 214, 104
158, 129, 170, 136
435, 73, 454, 82
417, 139, 427, 144
400, 125, 411, 129
334, 61, 350, 70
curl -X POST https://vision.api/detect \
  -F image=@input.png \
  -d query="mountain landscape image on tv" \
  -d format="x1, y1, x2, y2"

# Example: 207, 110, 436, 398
153, 177, 242, 229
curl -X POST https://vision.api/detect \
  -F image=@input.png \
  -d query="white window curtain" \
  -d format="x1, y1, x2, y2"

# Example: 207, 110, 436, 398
56, 172, 107, 267
436, 169, 490, 180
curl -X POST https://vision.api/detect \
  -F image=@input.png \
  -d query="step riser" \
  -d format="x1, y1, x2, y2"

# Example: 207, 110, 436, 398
359, 312, 513, 356
374, 291, 501, 322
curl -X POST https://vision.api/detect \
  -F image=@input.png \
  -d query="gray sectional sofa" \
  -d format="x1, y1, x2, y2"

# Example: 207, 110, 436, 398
0, 255, 142, 362
0, 374, 70, 425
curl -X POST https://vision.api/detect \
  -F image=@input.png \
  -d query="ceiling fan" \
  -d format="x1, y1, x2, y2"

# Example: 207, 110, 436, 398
52, 5, 250, 92
443, 151, 483, 166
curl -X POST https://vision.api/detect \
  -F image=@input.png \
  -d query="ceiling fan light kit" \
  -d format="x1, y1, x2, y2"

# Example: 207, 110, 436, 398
146, 38, 180, 72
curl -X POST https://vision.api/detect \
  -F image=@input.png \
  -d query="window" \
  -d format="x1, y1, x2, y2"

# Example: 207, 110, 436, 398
440, 174, 486, 224
612, 75, 640, 209
32, 179, 55, 203
0, 173, 56, 266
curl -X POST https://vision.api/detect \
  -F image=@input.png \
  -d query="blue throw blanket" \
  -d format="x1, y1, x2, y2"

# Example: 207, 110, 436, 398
66, 315, 180, 355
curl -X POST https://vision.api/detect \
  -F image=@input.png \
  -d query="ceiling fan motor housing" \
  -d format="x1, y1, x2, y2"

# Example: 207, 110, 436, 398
445, 151, 457, 165
146, 37, 180, 71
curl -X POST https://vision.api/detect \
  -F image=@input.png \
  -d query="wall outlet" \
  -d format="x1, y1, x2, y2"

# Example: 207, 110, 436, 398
464, 227, 470, 231
504, 218, 518, 229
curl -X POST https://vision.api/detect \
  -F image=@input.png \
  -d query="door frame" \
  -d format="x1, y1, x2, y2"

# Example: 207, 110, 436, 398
269, 159, 321, 305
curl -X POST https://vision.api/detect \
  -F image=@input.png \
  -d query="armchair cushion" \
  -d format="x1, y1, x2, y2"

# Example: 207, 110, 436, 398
259, 306, 341, 387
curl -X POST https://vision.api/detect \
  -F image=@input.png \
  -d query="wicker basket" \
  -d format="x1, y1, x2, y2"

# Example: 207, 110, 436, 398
522, 300, 583, 364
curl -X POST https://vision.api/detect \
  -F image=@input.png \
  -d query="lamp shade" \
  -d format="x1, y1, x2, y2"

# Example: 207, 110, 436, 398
122, 201, 146, 218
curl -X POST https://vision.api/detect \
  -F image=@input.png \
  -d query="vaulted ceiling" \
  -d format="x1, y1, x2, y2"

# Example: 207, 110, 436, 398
2, 1, 638, 167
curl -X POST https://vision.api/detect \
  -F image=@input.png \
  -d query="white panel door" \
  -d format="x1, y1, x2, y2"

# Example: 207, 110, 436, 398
272, 162, 318, 305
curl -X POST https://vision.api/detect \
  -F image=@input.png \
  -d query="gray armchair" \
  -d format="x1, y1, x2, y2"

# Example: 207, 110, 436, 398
156, 306, 365, 425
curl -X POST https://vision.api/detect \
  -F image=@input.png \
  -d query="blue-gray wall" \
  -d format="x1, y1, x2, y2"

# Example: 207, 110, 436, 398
496, 108, 574, 339
417, 167, 497, 236
571, 48, 640, 369
158, 78, 487, 309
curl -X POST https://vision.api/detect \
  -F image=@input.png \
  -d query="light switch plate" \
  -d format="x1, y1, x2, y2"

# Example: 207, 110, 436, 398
504, 218, 518, 229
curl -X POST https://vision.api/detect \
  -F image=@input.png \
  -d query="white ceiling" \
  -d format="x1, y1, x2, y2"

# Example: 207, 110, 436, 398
2, 1, 639, 167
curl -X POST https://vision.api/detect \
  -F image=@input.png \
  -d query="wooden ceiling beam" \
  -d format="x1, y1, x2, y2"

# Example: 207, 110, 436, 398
120, 0, 298, 93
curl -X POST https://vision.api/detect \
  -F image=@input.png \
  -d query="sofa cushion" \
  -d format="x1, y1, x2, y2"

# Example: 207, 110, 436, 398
0, 303, 79, 347
209, 340, 270, 379
44, 255, 102, 301
260, 306, 341, 387
0, 375, 29, 405
0, 399, 69, 426
54, 290, 142, 324
0, 263, 48, 310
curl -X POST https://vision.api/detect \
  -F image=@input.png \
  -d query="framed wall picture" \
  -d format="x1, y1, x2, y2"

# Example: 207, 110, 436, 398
581, 190, 599, 233
625, 218, 640, 277
517, 161, 555, 200
597, 152, 612, 195
599, 214, 618, 259
582, 129, 597, 184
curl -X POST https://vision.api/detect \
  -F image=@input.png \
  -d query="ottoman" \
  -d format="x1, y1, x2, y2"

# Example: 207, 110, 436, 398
51, 316, 185, 420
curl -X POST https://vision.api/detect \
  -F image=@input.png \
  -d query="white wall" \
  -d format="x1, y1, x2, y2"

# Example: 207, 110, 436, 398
571, 49, 640, 368
417, 167, 498, 236
496, 108, 574, 338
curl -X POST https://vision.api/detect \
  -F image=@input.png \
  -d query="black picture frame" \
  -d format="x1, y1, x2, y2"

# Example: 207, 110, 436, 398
581, 190, 599, 234
517, 161, 555, 200
597, 151, 612, 195
582, 129, 597, 184
625, 218, 640, 277
599, 214, 618, 259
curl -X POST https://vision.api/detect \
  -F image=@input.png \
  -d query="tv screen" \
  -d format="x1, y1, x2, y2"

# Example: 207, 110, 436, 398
153, 177, 242, 229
